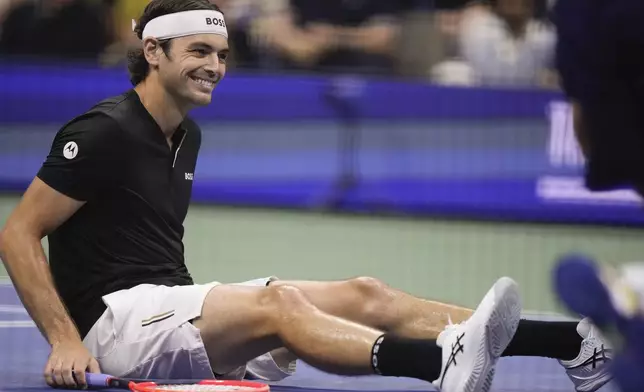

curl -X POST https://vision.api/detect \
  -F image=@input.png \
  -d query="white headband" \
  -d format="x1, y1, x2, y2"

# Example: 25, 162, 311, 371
134, 10, 228, 40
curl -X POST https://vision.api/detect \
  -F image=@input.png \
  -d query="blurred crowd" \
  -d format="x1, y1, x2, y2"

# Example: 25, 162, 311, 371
0, 0, 558, 89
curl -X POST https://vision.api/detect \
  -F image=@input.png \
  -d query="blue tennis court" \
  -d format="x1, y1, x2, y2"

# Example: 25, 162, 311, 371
0, 282, 618, 392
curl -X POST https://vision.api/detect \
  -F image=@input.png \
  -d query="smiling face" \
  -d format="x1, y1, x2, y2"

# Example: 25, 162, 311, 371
149, 33, 229, 107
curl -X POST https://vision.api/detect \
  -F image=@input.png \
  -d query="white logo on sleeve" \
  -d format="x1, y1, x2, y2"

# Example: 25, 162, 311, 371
185, 173, 194, 181
63, 141, 78, 160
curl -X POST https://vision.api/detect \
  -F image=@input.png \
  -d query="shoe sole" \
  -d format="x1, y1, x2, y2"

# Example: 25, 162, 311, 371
576, 370, 613, 392
465, 277, 522, 392
560, 335, 614, 392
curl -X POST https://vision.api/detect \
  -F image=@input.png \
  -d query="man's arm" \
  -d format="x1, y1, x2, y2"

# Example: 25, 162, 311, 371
252, 2, 336, 66
0, 178, 85, 346
318, 0, 402, 57
0, 113, 118, 387
331, 17, 399, 56
0, 178, 100, 387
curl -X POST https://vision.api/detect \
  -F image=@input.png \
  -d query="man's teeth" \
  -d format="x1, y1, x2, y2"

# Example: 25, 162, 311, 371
192, 77, 215, 88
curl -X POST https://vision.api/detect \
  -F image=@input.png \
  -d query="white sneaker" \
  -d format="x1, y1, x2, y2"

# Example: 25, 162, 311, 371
433, 277, 522, 392
559, 318, 614, 392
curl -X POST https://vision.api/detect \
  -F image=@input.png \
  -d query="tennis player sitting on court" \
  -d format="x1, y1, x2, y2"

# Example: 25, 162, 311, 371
0, 1, 612, 392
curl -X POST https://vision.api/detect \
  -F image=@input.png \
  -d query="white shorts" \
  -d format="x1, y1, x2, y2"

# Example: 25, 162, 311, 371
82, 277, 293, 381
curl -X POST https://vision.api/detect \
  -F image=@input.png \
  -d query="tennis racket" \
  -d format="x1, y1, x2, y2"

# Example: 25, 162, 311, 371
85, 372, 270, 392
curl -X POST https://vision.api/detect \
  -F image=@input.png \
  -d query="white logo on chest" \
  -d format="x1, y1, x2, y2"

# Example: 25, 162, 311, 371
185, 173, 194, 181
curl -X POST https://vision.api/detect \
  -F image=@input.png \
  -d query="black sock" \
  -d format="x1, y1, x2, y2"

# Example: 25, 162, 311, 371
502, 319, 582, 360
370, 334, 443, 382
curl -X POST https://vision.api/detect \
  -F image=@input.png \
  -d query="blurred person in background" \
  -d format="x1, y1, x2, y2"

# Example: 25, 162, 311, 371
421, 0, 478, 85
551, 0, 644, 390
554, 0, 644, 197
394, 0, 465, 79
205, 0, 277, 69
0, 0, 111, 61
432, 0, 557, 88
246, 0, 403, 75
99, 0, 149, 66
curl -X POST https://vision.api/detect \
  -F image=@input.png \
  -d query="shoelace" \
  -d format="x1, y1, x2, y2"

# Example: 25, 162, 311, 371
438, 315, 463, 347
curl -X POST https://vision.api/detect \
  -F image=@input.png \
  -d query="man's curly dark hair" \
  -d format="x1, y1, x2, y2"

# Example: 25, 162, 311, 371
127, 0, 224, 86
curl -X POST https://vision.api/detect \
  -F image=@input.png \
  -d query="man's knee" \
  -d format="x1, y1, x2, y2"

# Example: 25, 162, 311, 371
348, 276, 388, 300
267, 277, 393, 327
346, 277, 394, 324
197, 284, 313, 340
260, 284, 315, 320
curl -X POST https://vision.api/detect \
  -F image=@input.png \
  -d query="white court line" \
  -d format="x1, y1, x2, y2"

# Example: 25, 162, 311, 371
0, 305, 27, 314
0, 277, 13, 286
0, 320, 35, 328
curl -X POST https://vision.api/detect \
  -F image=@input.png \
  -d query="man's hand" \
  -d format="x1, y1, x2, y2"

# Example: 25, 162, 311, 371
44, 340, 100, 389
328, 19, 398, 56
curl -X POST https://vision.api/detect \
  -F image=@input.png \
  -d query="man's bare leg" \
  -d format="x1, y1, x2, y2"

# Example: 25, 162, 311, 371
194, 284, 385, 376
272, 279, 590, 366
270, 277, 473, 339
192, 283, 447, 380
193, 277, 522, 392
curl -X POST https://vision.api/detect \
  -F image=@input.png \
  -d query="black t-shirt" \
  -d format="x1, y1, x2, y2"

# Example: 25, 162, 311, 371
36, 90, 200, 338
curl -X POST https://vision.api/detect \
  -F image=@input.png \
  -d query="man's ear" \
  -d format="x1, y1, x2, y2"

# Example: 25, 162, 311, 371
142, 37, 163, 67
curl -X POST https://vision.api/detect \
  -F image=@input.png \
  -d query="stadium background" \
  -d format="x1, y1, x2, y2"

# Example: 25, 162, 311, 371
1, 0, 644, 320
